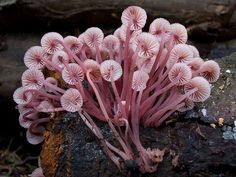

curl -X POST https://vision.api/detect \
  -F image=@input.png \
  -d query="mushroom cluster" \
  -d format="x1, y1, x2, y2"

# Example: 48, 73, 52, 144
13, 6, 220, 173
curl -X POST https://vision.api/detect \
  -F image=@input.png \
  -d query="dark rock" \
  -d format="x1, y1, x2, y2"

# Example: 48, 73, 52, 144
41, 112, 236, 177
200, 53, 236, 125
40, 53, 236, 177
0, 0, 236, 39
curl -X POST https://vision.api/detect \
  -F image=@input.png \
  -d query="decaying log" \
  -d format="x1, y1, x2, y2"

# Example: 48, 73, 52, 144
40, 53, 236, 177
0, 0, 236, 38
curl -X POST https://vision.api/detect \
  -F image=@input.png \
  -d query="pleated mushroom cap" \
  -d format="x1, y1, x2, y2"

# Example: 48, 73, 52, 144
149, 18, 171, 41
64, 36, 82, 54
19, 109, 37, 128
83, 27, 104, 48
132, 32, 160, 58
52, 50, 69, 69
26, 126, 45, 145
187, 57, 204, 71
103, 35, 120, 50
167, 44, 193, 67
121, 6, 147, 31
136, 56, 155, 73
184, 76, 211, 102
118, 25, 142, 42
168, 63, 192, 85
60, 88, 83, 112
24, 46, 45, 70
36, 100, 54, 112
21, 69, 45, 90
44, 77, 58, 93
62, 63, 84, 85
100, 60, 123, 82
198, 60, 220, 83
41, 32, 63, 54
170, 23, 188, 44
188, 45, 200, 58
83, 59, 101, 82
13, 87, 33, 105
132, 70, 149, 91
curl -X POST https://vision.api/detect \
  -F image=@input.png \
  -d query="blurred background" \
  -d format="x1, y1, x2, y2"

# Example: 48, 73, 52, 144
0, 0, 236, 176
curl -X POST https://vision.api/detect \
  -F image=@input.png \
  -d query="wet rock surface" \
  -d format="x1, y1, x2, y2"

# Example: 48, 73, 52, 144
199, 53, 236, 125
40, 53, 236, 177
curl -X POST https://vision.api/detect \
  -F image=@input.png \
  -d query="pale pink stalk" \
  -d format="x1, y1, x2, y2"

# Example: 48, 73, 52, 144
153, 102, 185, 127
86, 70, 133, 158
144, 88, 198, 126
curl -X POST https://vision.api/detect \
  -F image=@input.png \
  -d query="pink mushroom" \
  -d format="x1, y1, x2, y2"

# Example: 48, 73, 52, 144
121, 6, 147, 31
40, 32, 63, 54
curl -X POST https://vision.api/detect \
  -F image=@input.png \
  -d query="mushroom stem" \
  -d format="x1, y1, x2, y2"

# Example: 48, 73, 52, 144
86, 70, 133, 158
80, 111, 129, 168
35, 107, 64, 113
144, 87, 198, 126
121, 21, 132, 99
123, 44, 141, 114
39, 79, 66, 94
43, 58, 63, 72
29, 117, 50, 135
142, 87, 177, 121
95, 42, 102, 63
141, 74, 182, 114
54, 39, 86, 71
110, 72, 126, 118
143, 36, 174, 99
24, 89, 61, 101
149, 39, 164, 78
153, 102, 185, 127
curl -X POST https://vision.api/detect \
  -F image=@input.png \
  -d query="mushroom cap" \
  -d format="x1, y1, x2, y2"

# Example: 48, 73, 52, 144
52, 50, 69, 69
168, 63, 192, 85
64, 36, 82, 54
198, 60, 220, 83
132, 32, 160, 58
121, 6, 147, 31
84, 27, 104, 48
26, 126, 45, 145
178, 98, 195, 112
60, 88, 83, 112
188, 45, 200, 58
170, 23, 188, 44
149, 18, 171, 42
132, 70, 149, 91
83, 59, 101, 82
118, 25, 142, 43
187, 57, 204, 71
78, 33, 87, 45
36, 100, 54, 112
184, 76, 211, 102
100, 60, 123, 81
136, 56, 155, 73
24, 46, 45, 70
19, 109, 37, 128
167, 44, 193, 67
30, 167, 45, 177
103, 35, 120, 50
40, 32, 63, 54
44, 77, 58, 93
21, 69, 45, 90
62, 63, 84, 85
13, 87, 33, 105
